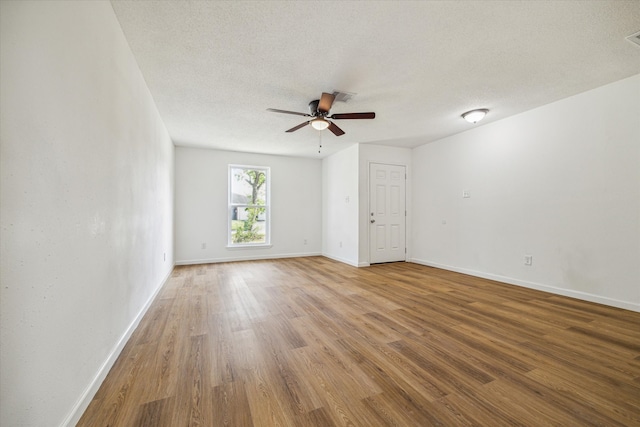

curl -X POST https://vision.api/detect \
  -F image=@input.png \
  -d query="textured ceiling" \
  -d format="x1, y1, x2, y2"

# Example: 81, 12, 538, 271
110, 1, 640, 158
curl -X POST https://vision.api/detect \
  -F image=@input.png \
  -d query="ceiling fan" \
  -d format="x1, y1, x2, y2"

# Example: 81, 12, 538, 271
267, 92, 375, 136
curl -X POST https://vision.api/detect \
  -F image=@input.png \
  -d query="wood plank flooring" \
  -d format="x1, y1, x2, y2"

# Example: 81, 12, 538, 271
78, 257, 640, 426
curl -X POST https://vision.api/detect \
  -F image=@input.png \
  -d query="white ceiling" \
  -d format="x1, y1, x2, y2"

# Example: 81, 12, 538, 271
110, 1, 640, 158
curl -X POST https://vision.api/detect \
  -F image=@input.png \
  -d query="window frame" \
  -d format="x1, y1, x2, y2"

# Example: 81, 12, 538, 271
227, 164, 271, 248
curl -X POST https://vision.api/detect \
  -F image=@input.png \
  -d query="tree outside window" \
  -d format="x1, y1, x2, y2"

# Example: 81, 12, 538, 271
229, 165, 270, 245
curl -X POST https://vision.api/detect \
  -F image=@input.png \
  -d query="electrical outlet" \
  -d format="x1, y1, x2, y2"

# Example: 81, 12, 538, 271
524, 255, 533, 266
163, 252, 166, 261
462, 190, 470, 198
339, 241, 343, 248
303, 239, 308, 245
201, 243, 207, 249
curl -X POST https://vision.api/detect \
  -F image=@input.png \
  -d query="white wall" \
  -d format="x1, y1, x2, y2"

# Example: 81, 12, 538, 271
322, 144, 360, 266
358, 144, 413, 266
175, 147, 322, 263
411, 74, 640, 312
0, 2, 175, 426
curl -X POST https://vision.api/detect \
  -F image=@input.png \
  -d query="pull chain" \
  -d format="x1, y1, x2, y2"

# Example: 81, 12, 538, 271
318, 131, 323, 154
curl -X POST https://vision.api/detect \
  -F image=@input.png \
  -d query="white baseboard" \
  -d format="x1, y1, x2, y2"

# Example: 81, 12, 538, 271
410, 258, 639, 313
175, 251, 322, 266
60, 266, 175, 427
321, 253, 360, 268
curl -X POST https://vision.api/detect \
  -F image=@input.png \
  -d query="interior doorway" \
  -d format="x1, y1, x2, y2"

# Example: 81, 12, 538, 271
369, 163, 406, 264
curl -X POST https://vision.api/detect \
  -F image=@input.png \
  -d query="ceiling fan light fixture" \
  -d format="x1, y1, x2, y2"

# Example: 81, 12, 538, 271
311, 118, 330, 130
462, 108, 489, 124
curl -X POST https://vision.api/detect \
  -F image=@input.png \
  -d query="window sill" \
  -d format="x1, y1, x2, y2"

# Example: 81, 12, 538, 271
226, 244, 273, 250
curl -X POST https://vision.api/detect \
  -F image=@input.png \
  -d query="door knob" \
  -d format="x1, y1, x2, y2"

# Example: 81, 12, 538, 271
370, 219, 376, 223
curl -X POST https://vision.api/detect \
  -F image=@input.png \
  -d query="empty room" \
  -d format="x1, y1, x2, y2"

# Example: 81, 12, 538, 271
1, 1, 639, 426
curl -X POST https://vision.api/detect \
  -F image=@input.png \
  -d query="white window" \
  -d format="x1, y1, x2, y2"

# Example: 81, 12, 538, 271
228, 165, 270, 246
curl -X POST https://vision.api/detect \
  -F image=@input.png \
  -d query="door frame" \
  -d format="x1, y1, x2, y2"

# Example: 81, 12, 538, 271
368, 161, 407, 265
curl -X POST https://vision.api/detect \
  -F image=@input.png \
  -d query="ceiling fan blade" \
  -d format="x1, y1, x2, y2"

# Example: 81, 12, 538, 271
285, 121, 310, 133
267, 108, 311, 117
330, 112, 376, 120
327, 121, 345, 136
318, 92, 336, 113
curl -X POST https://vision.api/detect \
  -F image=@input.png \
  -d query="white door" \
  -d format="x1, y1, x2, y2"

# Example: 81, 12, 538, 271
369, 163, 406, 264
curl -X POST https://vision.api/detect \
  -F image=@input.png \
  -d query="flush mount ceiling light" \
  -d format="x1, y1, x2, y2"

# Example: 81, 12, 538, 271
311, 118, 330, 130
462, 109, 489, 124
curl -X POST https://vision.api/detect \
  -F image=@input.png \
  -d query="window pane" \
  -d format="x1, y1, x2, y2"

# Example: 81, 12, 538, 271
230, 207, 267, 244
229, 164, 270, 246
231, 167, 267, 205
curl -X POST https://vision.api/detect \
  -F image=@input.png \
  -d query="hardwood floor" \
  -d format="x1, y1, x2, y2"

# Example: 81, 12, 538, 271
78, 257, 640, 426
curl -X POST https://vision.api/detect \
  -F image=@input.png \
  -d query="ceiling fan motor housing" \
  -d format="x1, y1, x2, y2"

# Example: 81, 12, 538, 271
308, 100, 321, 116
